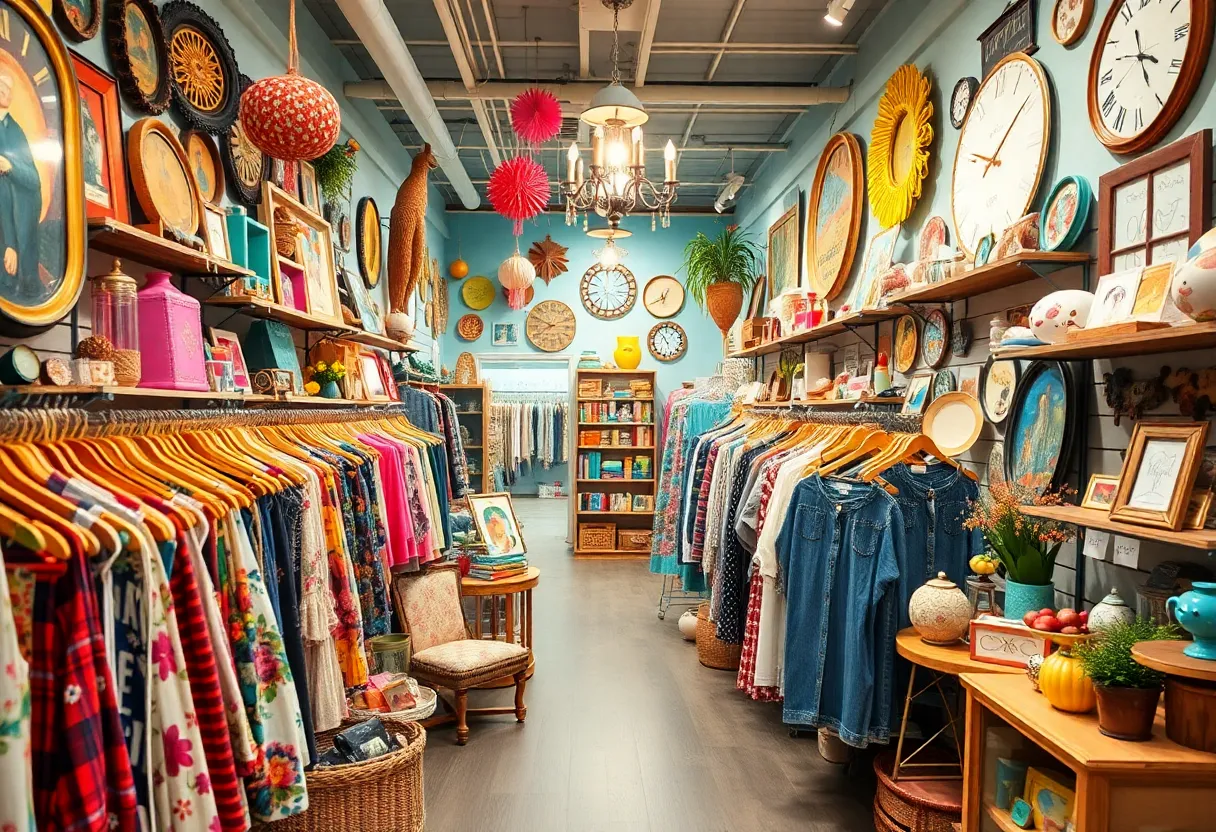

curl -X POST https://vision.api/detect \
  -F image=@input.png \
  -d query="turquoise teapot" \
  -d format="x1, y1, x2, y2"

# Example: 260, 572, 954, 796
1168, 582, 1216, 660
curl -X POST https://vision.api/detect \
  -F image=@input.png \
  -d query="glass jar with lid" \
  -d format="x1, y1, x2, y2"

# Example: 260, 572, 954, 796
91, 259, 140, 385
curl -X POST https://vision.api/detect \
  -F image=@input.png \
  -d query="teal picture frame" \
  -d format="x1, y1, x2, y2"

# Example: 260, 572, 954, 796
975, 233, 996, 266
1039, 175, 1093, 253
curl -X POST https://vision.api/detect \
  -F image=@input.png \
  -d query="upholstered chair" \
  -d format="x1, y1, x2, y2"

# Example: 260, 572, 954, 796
392, 561, 529, 744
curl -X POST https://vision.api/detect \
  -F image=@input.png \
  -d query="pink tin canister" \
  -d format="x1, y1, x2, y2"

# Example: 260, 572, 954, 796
137, 271, 209, 391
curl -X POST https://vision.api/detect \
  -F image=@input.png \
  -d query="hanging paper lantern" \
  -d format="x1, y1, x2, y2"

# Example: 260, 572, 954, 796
510, 87, 563, 146
449, 258, 469, 279
240, 0, 341, 170
488, 155, 550, 236
498, 252, 536, 311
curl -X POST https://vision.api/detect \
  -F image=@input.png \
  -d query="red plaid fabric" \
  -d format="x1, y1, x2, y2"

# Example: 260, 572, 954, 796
736, 570, 781, 702
690, 445, 720, 561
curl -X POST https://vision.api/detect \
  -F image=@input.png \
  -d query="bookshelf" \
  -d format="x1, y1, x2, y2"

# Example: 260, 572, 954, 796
574, 369, 658, 558
440, 383, 490, 494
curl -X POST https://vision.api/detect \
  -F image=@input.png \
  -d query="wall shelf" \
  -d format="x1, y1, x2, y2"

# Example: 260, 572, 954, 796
995, 321, 1216, 360
206, 295, 356, 333
0, 384, 269, 403
577, 478, 655, 483
88, 217, 253, 278
1020, 505, 1216, 550
728, 306, 909, 359
441, 383, 489, 493
577, 444, 655, 450
887, 251, 1091, 305
344, 330, 420, 353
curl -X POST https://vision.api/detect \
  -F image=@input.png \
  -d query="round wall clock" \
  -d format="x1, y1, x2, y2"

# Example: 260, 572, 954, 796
580, 263, 637, 320
980, 355, 1021, 425
1039, 175, 1093, 253
456, 313, 483, 341
921, 308, 950, 369
221, 75, 268, 206
643, 275, 685, 318
648, 322, 687, 362
1087, 0, 1212, 154
526, 300, 577, 353
54, 0, 101, 41
950, 77, 978, 129
160, 1, 241, 132
952, 53, 1051, 256
128, 117, 204, 241
893, 314, 919, 374
807, 132, 864, 300
107, 0, 171, 114
461, 276, 495, 310
356, 197, 382, 288
182, 129, 224, 206
868, 64, 934, 229
1051, 0, 1093, 46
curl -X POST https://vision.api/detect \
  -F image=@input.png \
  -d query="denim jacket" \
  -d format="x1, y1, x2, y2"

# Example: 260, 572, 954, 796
776, 476, 903, 747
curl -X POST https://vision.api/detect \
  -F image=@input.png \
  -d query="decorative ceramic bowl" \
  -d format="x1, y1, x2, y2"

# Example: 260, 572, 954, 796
908, 572, 973, 645
1030, 290, 1094, 343
1171, 226, 1216, 323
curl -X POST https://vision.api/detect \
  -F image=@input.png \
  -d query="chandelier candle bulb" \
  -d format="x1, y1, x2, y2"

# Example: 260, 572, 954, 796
632, 127, 643, 167
576, 158, 584, 187
593, 127, 604, 168
665, 141, 677, 182
567, 142, 578, 182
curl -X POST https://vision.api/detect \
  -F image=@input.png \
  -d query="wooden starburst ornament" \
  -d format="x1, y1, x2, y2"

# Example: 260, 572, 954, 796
528, 235, 569, 284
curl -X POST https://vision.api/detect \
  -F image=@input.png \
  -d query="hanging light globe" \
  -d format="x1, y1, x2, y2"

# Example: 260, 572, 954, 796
580, 0, 648, 128
498, 252, 536, 311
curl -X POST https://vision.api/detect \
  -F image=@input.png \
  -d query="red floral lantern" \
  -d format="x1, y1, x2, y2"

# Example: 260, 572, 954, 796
488, 155, 550, 236
510, 88, 562, 147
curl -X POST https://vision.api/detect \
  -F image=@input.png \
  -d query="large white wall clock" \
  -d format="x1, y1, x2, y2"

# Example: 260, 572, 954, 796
951, 52, 1051, 257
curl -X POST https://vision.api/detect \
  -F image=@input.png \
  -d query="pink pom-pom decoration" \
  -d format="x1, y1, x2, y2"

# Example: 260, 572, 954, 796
488, 156, 550, 236
510, 88, 563, 146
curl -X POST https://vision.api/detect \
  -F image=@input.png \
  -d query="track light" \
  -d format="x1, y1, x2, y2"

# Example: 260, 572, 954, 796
825, 0, 854, 26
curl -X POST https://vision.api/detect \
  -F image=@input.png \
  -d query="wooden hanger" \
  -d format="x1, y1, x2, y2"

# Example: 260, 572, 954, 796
0, 446, 100, 558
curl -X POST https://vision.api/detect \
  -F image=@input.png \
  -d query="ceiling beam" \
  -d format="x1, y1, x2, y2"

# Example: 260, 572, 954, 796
409, 143, 787, 152
634, 0, 662, 87
332, 38, 856, 53
386, 104, 808, 115
430, 0, 502, 165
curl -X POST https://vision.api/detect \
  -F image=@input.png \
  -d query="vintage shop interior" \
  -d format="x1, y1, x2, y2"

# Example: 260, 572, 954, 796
1, 0, 1216, 830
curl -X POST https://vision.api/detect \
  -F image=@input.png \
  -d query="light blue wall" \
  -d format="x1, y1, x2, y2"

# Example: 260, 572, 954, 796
440, 211, 732, 494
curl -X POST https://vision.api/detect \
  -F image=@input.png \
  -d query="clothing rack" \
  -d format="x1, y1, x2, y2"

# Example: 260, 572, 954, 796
741, 406, 924, 432
492, 391, 568, 400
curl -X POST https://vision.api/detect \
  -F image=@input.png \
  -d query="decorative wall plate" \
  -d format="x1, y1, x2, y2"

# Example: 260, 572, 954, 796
107, 0, 171, 114
580, 263, 637, 319
160, 1, 240, 132
526, 300, 577, 352
893, 313, 919, 374
454, 352, 477, 384
643, 275, 685, 318
1051, 0, 1093, 46
356, 196, 382, 288
918, 216, 948, 262
868, 64, 934, 229
527, 234, 569, 284
921, 308, 950, 369
648, 321, 687, 362
221, 75, 268, 206
0, 0, 88, 336
950, 77, 978, 129
182, 129, 224, 206
807, 132, 864, 300
55, 0, 101, 41
1003, 360, 1077, 494
456, 313, 483, 341
128, 117, 204, 240
980, 355, 1021, 425
1039, 175, 1092, 253
922, 392, 983, 458
325, 198, 352, 252
461, 276, 495, 310
932, 368, 956, 398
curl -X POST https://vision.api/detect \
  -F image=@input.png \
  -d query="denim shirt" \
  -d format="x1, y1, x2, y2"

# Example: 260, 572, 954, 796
777, 476, 903, 748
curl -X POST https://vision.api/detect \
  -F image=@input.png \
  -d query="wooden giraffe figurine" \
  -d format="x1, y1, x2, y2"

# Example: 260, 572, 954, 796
387, 143, 437, 337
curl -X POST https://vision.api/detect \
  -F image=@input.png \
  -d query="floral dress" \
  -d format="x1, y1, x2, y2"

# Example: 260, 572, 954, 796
315, 463, 368, 692
0, 545, 35, 832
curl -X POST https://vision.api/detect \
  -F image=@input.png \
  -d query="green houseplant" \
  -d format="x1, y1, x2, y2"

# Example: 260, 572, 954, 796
680, 225, 760, 336
1076, 618, 1179, 741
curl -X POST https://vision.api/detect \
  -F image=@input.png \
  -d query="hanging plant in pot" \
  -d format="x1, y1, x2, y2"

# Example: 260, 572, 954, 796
681, 225, 760, 339
1076, 618, 1180, 741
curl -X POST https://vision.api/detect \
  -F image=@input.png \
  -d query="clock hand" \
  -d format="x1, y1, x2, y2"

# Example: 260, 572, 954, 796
983, 95, 1030, 177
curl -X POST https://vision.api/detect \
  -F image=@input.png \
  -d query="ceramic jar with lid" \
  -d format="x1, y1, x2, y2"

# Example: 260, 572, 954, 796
137, 271, 208, 392
1088, 588, 1136, 634
909, 572, 973, 645
91, 259, 140, 386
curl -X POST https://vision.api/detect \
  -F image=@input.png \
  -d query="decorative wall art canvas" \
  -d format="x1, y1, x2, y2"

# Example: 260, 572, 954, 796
958, 365, 982, 399
1005, 361, 1074, 494
469, 492, 527, 557
851, 224, 902, 311
492, 322, 519, 346
903, 372, 933, 414
1088, 268, 1142, 328
981, 357, 1020, 424
807, 133, 863, 300
767, 202, 800, 300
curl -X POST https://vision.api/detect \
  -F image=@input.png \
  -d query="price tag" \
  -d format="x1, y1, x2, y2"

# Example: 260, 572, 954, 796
1082, 529, 1110, 560
1112, 535, 1141, 568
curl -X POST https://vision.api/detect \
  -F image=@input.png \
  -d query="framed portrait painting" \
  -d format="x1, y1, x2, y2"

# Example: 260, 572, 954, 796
1110, 421, 1209, 530
74, 52, 128, 224
1004, 361, 1077, 494
468, 492, 527, 557
767, 201, 800, 300
55, 0, 102, 42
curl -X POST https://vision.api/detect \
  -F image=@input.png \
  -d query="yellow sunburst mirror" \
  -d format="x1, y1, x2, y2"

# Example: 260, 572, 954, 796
868, 64, 934, 229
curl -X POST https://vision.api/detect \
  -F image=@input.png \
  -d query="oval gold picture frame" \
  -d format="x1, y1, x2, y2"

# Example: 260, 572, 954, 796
806, 132, 864, 301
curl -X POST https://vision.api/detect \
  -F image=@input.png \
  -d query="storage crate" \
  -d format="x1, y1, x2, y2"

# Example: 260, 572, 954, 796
617, 529, 652, 551
578, 522, 616, 551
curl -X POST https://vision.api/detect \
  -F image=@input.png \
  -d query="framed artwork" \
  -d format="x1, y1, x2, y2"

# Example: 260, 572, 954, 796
182, 129, 224, 207
377, 353, 399, 402
975, 233, 996, 266
932, 369, 956, 398
767, 202, 800, 300
746, 274, 767, 320
358, 351, 390, 401
893, 314, 918, 374
1051, 0, 1093, 46
958, 365, 982, 399
0, 0, 88, 336
356, 196, 382, 288
1004, 361, 1077, 494
260, 182, 343, 326
980, 356, 1021, 425
55, 0, 102, 41
73, 52, 129, 225
203, 204, 229, 262
850, 224, 901, 312
1131, 262, 1175, 322
128, 117, 206, 243
1111, 421, 1209, 530
326, 195, 352, 253
222, 75, 268, 206
1023, 767, 1075, 832
342, 268, 384, 335
902, 372, 934, 415
107, 0, 171, 114
1040, 175, 1091, 253
1097, 130, 1211, 277
299, 160, 320, 212
1081, 473, 1121, 510
806, 132, 864, 300
159, 0, 241, 133
1087, 268, 1143, 328
207, 327, 250, 392
492, 322, 518, 346
921, 308, 950, 369
468, 492, 526, 556
978, 0, 1038, 79
987, 444, 1006, 489
1185, 490, 1213, 530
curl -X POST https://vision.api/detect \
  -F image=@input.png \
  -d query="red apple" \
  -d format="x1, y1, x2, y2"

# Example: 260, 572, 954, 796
1060, 625, 1081, 635
1057, 609, 1080, 628
1077, 610, 1089, 625
1033, 615, 1062, 632
1039, 607, 1056, 618
1023, 610, 1040, 627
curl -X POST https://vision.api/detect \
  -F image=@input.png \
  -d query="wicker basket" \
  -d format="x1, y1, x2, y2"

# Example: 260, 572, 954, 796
579, 522, 616, 551
695, 602, 742, 671
617, 529, 652, 551
705, 281, 744, 335
349, 686, 438, 723
258, 718, 425, 832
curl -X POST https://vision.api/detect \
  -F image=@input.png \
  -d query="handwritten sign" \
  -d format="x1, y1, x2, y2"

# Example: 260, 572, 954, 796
1113, 535, 1141, 569
1083, 529, 1110, 560
977, 0, 1038, 81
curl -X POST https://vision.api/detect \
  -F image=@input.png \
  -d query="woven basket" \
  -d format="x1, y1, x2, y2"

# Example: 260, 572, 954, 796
695, 602, 741, 671
258, 718, 425, 832
617, 529, 652, 551
274, 208, 301, 259
349, 686, 438, 723
579, 522, 616, 551
705, 281, 744, 336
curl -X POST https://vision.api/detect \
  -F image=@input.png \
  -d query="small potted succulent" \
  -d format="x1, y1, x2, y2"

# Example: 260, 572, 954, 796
310, 360, 346, 399
1075, 617, 1180, 741
680, 224, 760, 337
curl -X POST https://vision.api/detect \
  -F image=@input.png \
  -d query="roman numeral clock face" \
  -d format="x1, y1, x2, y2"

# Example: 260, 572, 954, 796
951, 53, 1051, 257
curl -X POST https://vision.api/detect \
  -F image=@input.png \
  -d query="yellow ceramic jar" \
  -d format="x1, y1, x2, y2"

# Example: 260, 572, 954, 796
614, 335, 642, 370
1039, 646, 1095, 713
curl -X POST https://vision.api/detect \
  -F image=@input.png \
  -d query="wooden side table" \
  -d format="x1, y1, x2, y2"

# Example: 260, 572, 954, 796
462, 566, 539, 689
1132, 639, 1216, 753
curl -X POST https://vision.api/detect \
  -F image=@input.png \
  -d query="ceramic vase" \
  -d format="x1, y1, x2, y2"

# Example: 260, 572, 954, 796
387, 310, 415, 341
614, 336, 642, 370
1168, 581, 1216, 660
137, 271, 209, 391
1029, 290, 1094, 343
678, 609, 698, 641
1004, 579, 1056, 624
1170, 227, 1216, 322
321, 380, 342, 399
908, 572, 973, 645
1089, 588, 1136, 635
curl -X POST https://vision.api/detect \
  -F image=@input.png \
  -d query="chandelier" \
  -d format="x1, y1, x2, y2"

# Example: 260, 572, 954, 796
562, 0, 678, 233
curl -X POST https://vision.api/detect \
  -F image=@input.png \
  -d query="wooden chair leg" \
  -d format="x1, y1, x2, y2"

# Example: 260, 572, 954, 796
455, 689, 469, 745
514, 671, 528, 723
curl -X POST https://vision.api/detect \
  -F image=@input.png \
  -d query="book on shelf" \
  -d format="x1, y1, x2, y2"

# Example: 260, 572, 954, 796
601, 460, 624, 479
631, 456, 652, 479
631, 494, 654, 512
468, 565, 529, 581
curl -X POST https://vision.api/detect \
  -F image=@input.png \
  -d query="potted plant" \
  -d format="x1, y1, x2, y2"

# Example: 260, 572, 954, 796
1076, 618, 1180, 741
963, 481, 1074, 621
313, 138, 361, 204
310, 360, 346, 399
681, 224, 760, 336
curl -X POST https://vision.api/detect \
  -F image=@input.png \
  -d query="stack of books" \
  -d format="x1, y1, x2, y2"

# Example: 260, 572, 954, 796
579, 378, 603, 397
468, 552, 529, 581
629, 379, 654, 398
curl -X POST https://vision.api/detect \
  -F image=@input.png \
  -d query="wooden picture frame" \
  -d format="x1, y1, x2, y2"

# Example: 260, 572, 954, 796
468, 492, 527, 556
806, 132, 864, 301
358, 351, 390, 401
182, 129, 225, 207
259, 182, 343, 326
342, 267, 384, 335
767, 202, 800, 301
1081, 473, 1120, 510
902, 371, 934, 414
128, 117, 207, 244
203, 204, 230, 263
1097, 130, 1212, 277
1111, 421, 1210, 531
377, 353, 399, 402
207, 327, 251, 392
55, 0, 103, 41
107, 0, 172, 114
73, 52, 130, 224
746, 274, 768, 319
299, 161, 320, 212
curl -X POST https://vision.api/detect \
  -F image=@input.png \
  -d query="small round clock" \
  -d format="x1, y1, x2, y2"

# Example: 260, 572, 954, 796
526, 300, 577, 353
648, 322, 687, 362
461, 275, 495, 310
643, 275, 685, 319
580, 263, 637, 320
950, 77, 978, 129
1051, 0, 1093, 46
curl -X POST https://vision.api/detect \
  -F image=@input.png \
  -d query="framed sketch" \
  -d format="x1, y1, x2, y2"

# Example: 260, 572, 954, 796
849, 224, 901, 312
492, 322, 519, 346
1087, 268, 1143, 328
807, 133, 864, 300
260, 182, 343, 326
958, 365, 982, 399
767, 202, 800, 300
902, 372, 934, 414
1111, 421, 1209, 530
299, 160, 320, 212
207, 327, 251, 392
1131, 262, 1175, 322
342, 268, 384, 335
1081, 473, 1121, 510
468, 492, 527, 557
980, 356, 1021, 425
1003, 361, 1077, 495
203, 204, 230, 262
74, 52, 129, 224
358, 351, 390, 401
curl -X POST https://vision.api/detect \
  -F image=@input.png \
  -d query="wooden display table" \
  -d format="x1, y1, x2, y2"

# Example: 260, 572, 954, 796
961, 672, 1216, 832
1132, 639, 1216, 753
462, 566, 539, 689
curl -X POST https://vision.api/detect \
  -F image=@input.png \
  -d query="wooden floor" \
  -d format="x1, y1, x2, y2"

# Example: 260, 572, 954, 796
423, 497, 874, 831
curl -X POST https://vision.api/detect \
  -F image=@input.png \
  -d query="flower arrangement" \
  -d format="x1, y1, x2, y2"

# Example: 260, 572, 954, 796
311, 360, 345, 385
963, 481, 1074, 586
313, 138, 361, 204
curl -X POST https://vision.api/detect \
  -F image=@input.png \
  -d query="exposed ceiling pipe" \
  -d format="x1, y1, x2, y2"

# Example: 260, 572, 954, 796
332, 38, 857, 52
678, 0, 747, 170
332, 0, 480, 208
407, 143, 788, 152
347, 80, 850, 107
386, 104, 809, 115
431, 0, 503, 165
634, 0, 662, 87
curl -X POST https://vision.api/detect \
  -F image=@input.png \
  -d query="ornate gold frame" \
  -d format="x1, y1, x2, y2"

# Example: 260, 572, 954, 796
867, 64, 933, 229
806, 132, 863, 301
